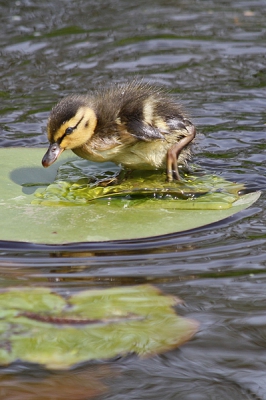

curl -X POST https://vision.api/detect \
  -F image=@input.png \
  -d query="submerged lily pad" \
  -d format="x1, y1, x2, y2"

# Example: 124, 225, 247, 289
32, 162, 243, 210
0, 285, 198, 369
0, 148, 261, 243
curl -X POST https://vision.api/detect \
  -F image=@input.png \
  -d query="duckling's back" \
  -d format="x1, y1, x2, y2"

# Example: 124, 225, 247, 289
92, 81, 188, 134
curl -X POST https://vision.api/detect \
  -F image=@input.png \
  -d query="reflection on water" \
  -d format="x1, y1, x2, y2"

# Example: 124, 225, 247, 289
0, 366, 110, 400
0, 0, 266, 399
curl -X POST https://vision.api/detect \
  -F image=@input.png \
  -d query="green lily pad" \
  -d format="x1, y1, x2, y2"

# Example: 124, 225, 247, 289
0, 148, 261, 243
0, 285, 198, 369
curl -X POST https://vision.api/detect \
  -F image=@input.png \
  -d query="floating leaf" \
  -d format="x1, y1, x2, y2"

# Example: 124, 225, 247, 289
0, 148, 261, 243
0, 285, 198, 369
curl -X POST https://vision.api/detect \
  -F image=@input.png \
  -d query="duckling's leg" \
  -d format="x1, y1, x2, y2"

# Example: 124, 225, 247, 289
167, 125, 196, 182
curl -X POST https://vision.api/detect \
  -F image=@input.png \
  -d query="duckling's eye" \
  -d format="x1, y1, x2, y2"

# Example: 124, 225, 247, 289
65, 127, 74, 135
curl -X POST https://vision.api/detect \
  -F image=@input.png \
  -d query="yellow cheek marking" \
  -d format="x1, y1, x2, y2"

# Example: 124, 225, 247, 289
48, 107, 97, 149
52, 107, 87, 143
52, 124, 67, 143
60, 131, 89, 149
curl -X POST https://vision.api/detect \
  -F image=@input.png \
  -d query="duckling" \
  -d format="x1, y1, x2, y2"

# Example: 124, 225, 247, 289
42, 81, 196, 181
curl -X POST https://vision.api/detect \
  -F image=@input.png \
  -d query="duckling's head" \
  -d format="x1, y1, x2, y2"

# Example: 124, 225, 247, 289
42, 95, 97, 167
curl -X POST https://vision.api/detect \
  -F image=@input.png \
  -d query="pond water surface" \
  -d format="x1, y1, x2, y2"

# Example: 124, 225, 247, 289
1, 0, 266, 399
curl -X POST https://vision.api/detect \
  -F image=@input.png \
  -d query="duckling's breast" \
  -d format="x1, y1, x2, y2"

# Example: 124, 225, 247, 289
112, 140, 168, 169
72, 138, 190, 170
71, 139, 165, 168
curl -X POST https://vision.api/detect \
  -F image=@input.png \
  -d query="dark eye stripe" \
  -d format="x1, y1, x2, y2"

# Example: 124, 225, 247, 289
59, 115, 85, 143
74, 115, 84, 129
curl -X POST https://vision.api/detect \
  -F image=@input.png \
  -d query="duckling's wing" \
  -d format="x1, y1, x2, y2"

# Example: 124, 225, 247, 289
166, 118, 191, 131
126, 120, 166, 141
125, 118, 190, 142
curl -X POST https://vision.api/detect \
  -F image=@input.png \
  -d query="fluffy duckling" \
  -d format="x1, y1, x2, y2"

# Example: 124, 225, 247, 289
42, 81, 196, 181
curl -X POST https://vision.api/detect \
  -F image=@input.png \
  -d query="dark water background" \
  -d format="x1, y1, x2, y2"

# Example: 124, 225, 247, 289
1, 0, 266, 399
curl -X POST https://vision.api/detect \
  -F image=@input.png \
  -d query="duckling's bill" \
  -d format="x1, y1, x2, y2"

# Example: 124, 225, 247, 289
42, 143, 64, 167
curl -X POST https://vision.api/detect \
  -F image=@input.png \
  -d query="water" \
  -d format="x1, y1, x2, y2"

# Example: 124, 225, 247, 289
0, 0, 266, 398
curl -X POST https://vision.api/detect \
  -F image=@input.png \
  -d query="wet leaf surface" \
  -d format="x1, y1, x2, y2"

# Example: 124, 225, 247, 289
33, 159, 244, 210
